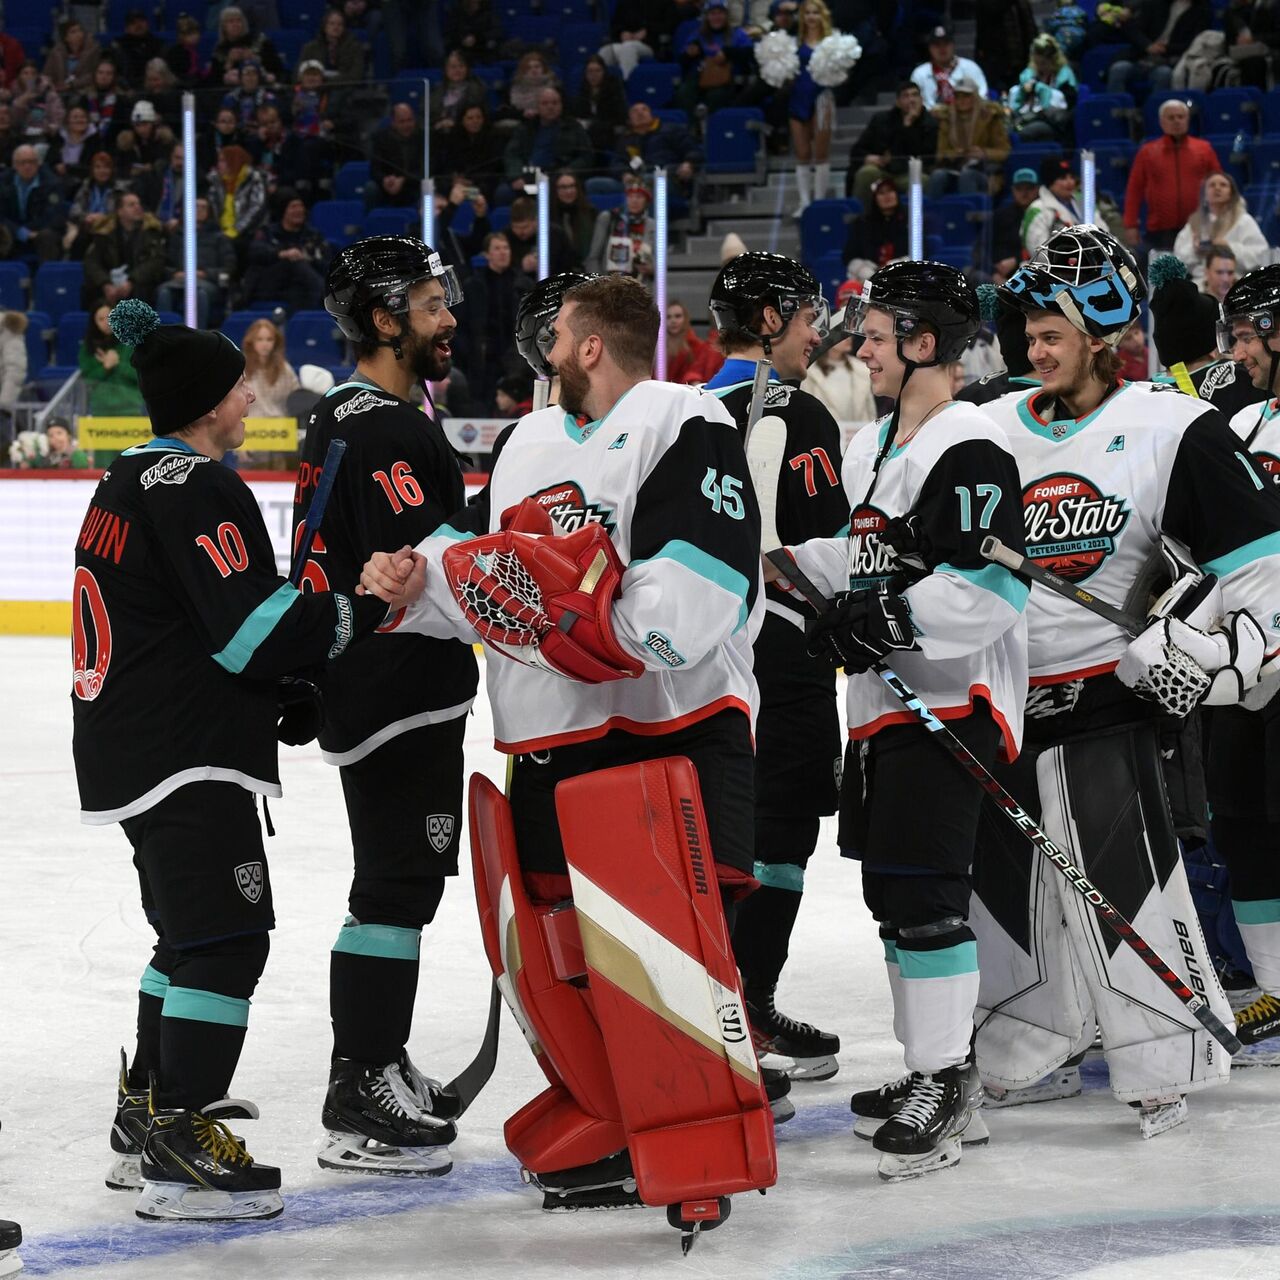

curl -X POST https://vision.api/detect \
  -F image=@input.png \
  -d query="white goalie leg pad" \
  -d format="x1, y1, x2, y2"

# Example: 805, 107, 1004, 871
972, 846, 1093, 1091
1036, 734, 1233, 1103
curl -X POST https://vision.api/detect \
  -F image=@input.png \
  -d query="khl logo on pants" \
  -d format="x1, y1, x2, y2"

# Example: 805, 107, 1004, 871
427, 814, 455, 854
234, 861, 264, 904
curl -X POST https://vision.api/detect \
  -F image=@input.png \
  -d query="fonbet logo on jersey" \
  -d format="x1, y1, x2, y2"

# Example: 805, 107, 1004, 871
529, 481, 615, 533
1022, 473, 1129, 581
847, 504, 896, 589
1255, 453, 1280, 484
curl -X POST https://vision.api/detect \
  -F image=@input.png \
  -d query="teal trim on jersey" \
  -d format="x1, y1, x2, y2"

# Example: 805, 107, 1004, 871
162, 986, 250, 1028
707, 379, 754, 399
897, 940, 978, 980
1009, 375, 1042, 386
429, 522, 471, 542
1201, 532, 1280, 580
140, 964, 170, 999
121, 437, 199, 457
753, 861, 805, 892
323, 377, 380, 397
563, 385, 637, 444
835, 521, 851, 537
212, 582, 301, 675
1232, 898, 1280, 925
937, 562, 1030, 613
875, 404, 961, 459
332, 919, 422, 960
882, 937, 899, 965
632, 539, 750, 630
1014, 383, 1131, 443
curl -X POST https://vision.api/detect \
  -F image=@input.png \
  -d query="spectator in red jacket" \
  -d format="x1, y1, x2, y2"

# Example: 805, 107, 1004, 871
665, 300, 725, 384
1124, 99, 1220, 251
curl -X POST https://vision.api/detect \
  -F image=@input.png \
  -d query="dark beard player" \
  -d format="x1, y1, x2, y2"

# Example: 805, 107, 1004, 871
292, 236, 480, 1177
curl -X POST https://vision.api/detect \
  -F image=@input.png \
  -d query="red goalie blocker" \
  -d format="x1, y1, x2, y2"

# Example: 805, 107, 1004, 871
556, 757, 778, 1207
442, 508, 644, 684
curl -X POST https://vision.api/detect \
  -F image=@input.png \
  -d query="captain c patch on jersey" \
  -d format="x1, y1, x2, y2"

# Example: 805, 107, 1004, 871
1022, 473, 1129, 582
528, 481, 616, 533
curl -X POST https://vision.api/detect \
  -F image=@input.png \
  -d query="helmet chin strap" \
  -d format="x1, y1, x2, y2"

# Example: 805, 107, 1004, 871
1244, 339, 1279, 450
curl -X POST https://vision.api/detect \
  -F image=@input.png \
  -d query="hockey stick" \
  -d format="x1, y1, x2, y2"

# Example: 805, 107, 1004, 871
762, 546, 1242, 1055
744, 356, 773, 441
289, 437, 347, 588
980, 535, 1145, 637
746, 414, 788, 553
438, 977, 502, 1117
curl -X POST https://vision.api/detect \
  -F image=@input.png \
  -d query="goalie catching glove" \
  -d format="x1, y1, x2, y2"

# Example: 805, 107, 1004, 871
442, 498, 644, 684
805, 583, 919, 672
1115, 570, 1267, 717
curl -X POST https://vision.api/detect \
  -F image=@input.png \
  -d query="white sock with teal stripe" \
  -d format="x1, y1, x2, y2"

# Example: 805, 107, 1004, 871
1234, 898, 1280, 993
894, 939, 979, 1074
883, 934, 907, 1049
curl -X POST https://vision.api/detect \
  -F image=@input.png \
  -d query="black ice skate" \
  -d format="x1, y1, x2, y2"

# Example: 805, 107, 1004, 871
397, 1050, 461, 1121
746, 987, 840, 1081
763, 1065, 795, 1124
0, 1220, 20, 1279
318, 1058, 455, 1177
1235, 992, 1280, 1046
851, 1060, 988, 1146
107, 1048, 260, 1192
136, 1094, 282, 1221
871, 1066, 974, 1180
523, 1148, 642, 1212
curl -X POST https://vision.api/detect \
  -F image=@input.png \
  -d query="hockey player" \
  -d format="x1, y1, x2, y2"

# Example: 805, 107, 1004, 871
292, 236, 480, 1176
359, 275, 778, 1237
975, 224, 1280, 1135
773, 260, 1030, 1179
73, 302, 395, 1220
1207, 263, 1280, 1048
702, 251, 847, 1080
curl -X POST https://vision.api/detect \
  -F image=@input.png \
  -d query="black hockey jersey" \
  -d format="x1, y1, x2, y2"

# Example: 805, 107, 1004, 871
73, 438, 387, 824
294, 379, 479, 764
1155, 359, 1265, 420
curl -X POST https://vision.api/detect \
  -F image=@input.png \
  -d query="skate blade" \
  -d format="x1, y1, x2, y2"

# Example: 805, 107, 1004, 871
875, 1135, 962, 1182
1138, 1097, 1188, 1140
540, 1187, 644, 1212
317, 1132, 453, 1177
206, 1096, 260, 1122
769, 1097, 796, 1125
135, 1182, 284, 1221
767, 1054, 839, 1083
105, 1153, 143, 1192
1232, 1043, 1280, 1068
0, 1247, 20, 1279
983, 1068, 1082, 1109
855, 1109, 989, 1145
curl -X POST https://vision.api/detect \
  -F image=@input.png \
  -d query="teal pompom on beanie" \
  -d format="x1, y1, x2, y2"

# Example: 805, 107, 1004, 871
109, 300, 246, 435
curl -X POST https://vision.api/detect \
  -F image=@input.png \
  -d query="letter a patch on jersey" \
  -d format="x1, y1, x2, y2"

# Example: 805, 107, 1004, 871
1106, 435, 1125, 453
427, 814, 455, 854
235, 862, 264, 904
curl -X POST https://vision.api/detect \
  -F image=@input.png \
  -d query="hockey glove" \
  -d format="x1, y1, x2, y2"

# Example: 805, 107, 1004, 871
805, 584, 919, 672
880, 513, 933, 585
277, 675, 324, 746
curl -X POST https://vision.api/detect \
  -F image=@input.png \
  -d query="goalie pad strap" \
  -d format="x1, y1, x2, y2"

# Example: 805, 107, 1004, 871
557, 757, 777, 1205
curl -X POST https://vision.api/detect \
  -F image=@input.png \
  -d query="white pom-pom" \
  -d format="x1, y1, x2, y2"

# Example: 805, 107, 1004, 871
756, 30, 800, 89
809, 31, 862, 87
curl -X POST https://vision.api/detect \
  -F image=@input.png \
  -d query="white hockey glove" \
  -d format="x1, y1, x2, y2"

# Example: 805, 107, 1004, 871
1116, 572, 1267, 715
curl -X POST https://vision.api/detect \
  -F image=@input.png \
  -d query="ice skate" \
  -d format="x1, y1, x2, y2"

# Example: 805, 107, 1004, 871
0, 1220, 20, 1278
523, 1148, 642, 1212
852, 1060, 987, 1145
135, 1100, 282, 1221
1234, 992, 1280, 1046
668, 1195, 731, 1255
397, 1050, 461, 1121
746, 987, 840, 1081
318, 1058, 454, 1176
872, 1066, 970, 1180
107, 1049, 259, 1192
984, 1062, 1083, 1109
763, 1065, 795, 1124
1131, 1093, 1188, 1139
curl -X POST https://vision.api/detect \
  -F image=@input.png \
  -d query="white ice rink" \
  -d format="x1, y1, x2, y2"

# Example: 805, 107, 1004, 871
4, 635, 1280, 1278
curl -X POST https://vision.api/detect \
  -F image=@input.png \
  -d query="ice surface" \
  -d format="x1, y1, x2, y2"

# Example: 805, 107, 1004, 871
2, 638, 1279, 1278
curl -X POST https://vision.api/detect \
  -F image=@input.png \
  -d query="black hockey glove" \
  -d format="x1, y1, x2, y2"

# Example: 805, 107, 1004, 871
880, 513, 933, 586
805, 584, 919, 672
276, 676, 324, 746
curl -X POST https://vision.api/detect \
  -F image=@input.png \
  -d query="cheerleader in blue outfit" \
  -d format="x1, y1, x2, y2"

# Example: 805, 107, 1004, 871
790, 0, 835, 216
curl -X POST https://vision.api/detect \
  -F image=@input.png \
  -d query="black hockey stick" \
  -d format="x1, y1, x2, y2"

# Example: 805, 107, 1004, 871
289, 437, 347, 588
763, 548, 1242, 1055
980, 535, 1145, 637
438, 977, 502, 1117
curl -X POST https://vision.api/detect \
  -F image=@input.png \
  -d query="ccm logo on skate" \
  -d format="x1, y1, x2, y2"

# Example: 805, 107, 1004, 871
680, 797, 709, 896
1174, 919, 1208, 996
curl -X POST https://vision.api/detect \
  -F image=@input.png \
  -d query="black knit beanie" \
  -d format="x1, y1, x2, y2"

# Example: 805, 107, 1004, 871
1148, 253, 1219, 368
108, 300, 246, 435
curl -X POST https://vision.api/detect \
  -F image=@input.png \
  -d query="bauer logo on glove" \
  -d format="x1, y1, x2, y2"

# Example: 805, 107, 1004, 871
442, 513, 644, 684
805, 583, 920, 672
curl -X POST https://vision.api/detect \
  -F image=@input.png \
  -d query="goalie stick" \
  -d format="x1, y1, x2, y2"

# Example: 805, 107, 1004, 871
761, 545, 1243, 1055
289, 436, 347, 587
438, 977, 502, 1116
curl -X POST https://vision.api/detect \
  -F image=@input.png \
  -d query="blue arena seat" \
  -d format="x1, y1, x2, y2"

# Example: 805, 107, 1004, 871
625, 62, 680, 108
799, 199, 861, 259
56, 312, 89, 365
1203, 87, 1262, 138
308, 200, 365, 248
285, 310, 345, 368
24, 310, 51, 374
704, 107, 765, 175
926, 193, 990, 247
1075, 92, 1133, 144
333, 161, 372, 201
364, 206, 418, 236
0, 261, 28, 311
1079, 43, 1128, 91
221, 310, 277, 352
32, 263, 83, 324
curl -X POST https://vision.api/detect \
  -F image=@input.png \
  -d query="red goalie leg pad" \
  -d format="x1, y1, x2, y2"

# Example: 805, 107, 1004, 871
555, 757, 778, 1207
468, 773, 626, 1172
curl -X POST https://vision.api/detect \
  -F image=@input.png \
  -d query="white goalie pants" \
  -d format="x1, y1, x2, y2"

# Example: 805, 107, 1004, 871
971, 723, 1233, 1103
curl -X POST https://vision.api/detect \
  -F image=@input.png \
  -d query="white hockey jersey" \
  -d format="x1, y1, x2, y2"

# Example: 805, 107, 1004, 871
1228, 395, 1280, 481
983, 380, 1280, 684
787, 401, 1029, 760
392, 379, 764, 753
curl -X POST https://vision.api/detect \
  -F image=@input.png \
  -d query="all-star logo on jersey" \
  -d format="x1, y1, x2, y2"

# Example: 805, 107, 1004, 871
847, 504, 895, 588
1255, 453, 1280, 484
529, 481, 615, 533
1022, 472, 1130, 581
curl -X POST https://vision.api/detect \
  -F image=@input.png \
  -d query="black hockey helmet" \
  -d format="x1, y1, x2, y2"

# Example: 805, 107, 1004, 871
999, 223, 1145, 349
1217, 265, 1280, 356
709, 251, 827, 353
845, 258, 979, 364
515, 270, 595, 378
324, 235, 463, 351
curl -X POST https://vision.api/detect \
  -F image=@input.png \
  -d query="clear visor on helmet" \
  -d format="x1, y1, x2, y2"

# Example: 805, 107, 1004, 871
1217, 309, 1277, 357
431, 258, 464, 309
847, 295, 921, 345
709, 291, 824, 337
